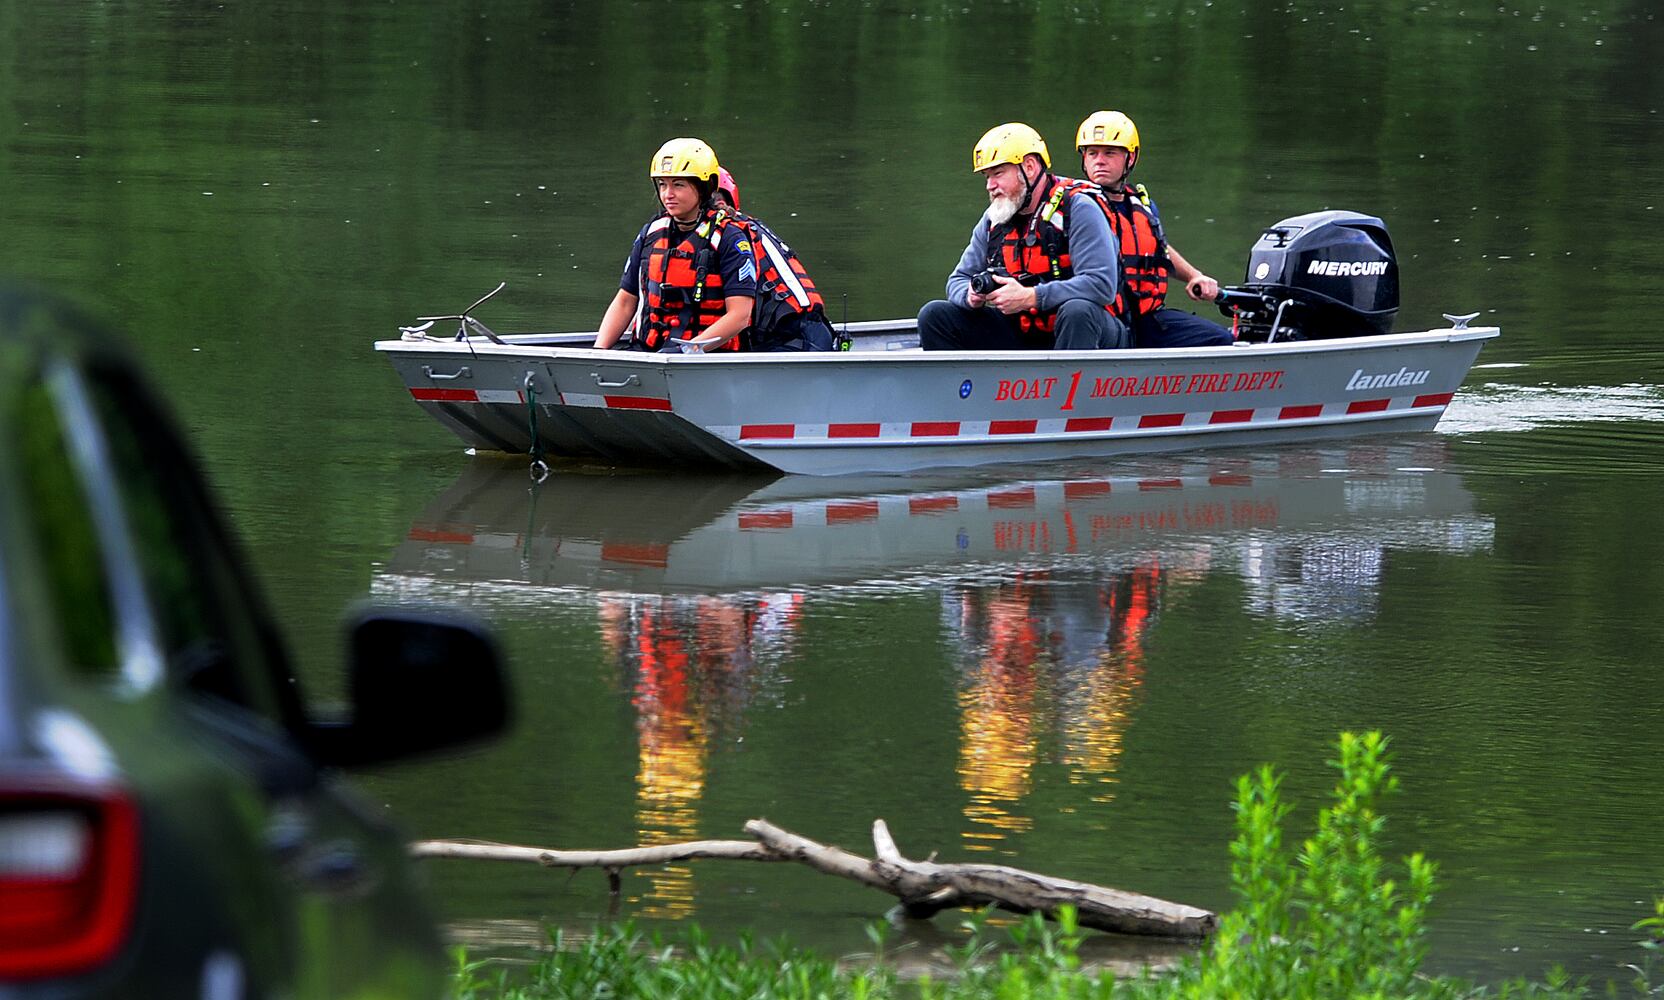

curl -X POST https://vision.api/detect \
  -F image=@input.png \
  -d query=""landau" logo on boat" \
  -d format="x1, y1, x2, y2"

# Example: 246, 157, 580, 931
1346, 366, 1431, 391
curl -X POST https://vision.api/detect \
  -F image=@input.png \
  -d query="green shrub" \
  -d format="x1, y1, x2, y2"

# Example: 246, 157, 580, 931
1631, 895, 1664, 997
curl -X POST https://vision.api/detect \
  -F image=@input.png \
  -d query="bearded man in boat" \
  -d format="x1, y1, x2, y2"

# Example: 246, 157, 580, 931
1075, 111, 1234, 349
917, 123, 1129, 352
594, 139, 833, 353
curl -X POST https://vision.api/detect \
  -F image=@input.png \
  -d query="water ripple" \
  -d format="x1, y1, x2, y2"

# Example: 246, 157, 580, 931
1440, 382, 1664, 434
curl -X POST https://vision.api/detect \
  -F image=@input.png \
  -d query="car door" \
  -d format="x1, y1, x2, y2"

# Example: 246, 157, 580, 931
50, 355, 448, 999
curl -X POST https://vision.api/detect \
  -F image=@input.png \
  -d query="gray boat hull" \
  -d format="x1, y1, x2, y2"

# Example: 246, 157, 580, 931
375, 320, 1498, 476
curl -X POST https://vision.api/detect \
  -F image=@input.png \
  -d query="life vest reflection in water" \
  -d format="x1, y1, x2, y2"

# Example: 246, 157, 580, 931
947, 559, 1203, 853
597, 592, 803, 917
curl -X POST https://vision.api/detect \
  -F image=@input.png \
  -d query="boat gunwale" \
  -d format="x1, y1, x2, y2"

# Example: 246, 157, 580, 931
374, 324, 1501, 362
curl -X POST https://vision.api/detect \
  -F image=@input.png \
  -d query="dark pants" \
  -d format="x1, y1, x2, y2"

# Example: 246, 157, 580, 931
917, 298, 1129, 351
749, 311, 836, 352
1132, 307, 1234, 348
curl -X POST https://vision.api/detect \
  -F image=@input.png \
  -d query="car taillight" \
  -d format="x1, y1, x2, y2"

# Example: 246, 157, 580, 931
0, 784, 139, 980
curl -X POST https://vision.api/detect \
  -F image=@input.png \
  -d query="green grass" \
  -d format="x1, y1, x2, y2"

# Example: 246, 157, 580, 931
452, 732, 1664, 1000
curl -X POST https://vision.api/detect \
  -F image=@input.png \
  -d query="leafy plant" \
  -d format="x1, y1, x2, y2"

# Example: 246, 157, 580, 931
1629, 895, 1664, 997
1158, 730, 1437, 999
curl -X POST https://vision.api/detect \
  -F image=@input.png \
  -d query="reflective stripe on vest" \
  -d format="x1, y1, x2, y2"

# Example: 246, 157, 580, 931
731, 214, 824, 314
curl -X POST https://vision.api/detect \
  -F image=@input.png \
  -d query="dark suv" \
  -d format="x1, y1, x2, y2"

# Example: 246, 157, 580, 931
0, 288, 509, 997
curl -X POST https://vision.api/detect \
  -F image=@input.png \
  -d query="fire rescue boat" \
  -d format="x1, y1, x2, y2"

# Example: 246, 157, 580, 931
376, 211, 1499, 477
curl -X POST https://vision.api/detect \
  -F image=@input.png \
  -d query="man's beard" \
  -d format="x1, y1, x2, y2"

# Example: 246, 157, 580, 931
987, 190, 1022, 225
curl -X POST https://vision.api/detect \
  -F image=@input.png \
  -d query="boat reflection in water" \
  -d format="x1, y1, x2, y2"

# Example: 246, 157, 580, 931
376, 440, 1494, 900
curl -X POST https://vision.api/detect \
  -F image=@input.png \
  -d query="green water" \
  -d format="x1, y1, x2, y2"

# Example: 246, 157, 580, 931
4, 0, 1663, 984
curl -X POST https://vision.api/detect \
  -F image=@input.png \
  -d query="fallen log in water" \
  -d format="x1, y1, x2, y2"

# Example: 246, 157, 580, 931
412, 818, 1216, 939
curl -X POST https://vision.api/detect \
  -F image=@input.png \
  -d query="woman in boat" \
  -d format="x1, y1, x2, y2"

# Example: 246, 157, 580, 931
594, 138, 756, 353
595, 140, 835, 352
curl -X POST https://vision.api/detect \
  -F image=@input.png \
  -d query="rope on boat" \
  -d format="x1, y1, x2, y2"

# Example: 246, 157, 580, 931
523, 371, 549, 482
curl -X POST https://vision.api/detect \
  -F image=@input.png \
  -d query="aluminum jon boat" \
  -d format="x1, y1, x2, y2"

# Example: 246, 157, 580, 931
375, 317, 1498, 477
376, 211, 1497, 476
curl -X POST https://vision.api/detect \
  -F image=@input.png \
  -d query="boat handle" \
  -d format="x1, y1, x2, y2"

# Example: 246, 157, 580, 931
591, 372, 641, 389
422, 365, 472, 381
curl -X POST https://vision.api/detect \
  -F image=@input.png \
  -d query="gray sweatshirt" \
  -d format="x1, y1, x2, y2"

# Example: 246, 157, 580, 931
944, 181, 1120, 313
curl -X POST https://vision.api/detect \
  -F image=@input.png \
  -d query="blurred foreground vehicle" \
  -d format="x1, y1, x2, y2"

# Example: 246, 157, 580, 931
0, 287, 510, 997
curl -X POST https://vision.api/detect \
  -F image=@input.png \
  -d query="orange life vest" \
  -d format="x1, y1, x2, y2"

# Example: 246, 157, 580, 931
726, 212, 828, 342
636, 211, 740, 352
1101, 184, 1170, 320
985, 176, 1115, 341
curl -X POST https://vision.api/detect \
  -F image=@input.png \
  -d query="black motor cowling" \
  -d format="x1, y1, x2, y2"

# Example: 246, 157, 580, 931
1217, 210, 1398, 341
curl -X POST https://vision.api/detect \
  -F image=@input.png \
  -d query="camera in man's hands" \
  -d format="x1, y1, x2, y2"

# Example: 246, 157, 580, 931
970, 269, 1008, 295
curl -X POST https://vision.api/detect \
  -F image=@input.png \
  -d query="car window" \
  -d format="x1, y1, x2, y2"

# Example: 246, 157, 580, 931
79, 364, 301, 730
12, 375, 121, 678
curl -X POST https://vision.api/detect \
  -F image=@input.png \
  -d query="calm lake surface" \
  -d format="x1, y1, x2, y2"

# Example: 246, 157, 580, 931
4, 0, 1663, 984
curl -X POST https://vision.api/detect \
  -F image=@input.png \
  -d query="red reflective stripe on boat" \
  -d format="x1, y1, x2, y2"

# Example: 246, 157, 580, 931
1413, 392, 1455, 408
1347, 398, 1391, 414
1279, 404, 1323, 419
1209, 473, 1252, 487
1209, 409, 1254, 424
1139, 413, 1185, 428
741, 424, 795, 440
829, 423, 882, 438
738, 510, 793, 530
987, 487, 1037, 509
1064, 417, 1115, 432
407, 526, 475, 543
1063, 481, 1111, 501
988, 420, 1037, 435
605, 396, 673, 411
911, 421, 960, 437
909, 496, 958, 515
600, 542, 670, 568
826, 500, 880, 524
1139, 478, 1183, 491
412, 388, 478, 402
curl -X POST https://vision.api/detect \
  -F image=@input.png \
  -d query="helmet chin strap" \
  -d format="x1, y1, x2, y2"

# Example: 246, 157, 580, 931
1019, 156, 1042, 213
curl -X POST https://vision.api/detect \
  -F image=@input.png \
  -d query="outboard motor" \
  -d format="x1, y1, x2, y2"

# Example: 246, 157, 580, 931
1215, 210, 1398, 342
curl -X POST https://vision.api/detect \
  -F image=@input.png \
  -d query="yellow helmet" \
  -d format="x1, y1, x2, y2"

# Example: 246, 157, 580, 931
971, 122, 1050, 173
649, 138, 720, 182
1075, 110, 1140, 158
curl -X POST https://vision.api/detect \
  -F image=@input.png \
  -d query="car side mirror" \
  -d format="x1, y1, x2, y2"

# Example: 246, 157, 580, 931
305, 606, 511, 768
